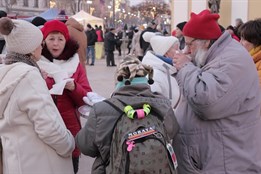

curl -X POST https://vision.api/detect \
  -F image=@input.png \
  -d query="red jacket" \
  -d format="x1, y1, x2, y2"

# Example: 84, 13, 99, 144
96, 29, 104, 42
46, 63, 92, 157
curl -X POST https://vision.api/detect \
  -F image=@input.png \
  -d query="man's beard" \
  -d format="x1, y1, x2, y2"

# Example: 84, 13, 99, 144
193, 48, 208, 67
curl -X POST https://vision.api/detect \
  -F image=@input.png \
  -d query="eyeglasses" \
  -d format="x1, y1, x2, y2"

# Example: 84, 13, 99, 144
185, 38, 198, 47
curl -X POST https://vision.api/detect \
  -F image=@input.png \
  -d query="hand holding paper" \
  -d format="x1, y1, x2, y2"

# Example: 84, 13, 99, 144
49, 78, 74, 95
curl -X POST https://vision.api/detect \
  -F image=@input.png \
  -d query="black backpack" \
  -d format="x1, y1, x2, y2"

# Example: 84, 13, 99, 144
104, 99, 178, 174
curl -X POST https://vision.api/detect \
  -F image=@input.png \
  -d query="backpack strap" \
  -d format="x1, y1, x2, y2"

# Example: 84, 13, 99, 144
102, 98, 126, 167
103, 98, 126, 113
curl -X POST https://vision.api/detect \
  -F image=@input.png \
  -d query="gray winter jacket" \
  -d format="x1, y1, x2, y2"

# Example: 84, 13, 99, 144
76, 84, 179, 174
173, 31, 261, 173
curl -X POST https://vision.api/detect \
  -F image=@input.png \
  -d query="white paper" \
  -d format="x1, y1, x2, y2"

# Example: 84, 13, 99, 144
49, 78, 74, 95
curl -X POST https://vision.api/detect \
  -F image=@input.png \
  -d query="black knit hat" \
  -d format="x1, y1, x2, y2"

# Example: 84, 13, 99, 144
31, 16, 47, 27
226, 25, 235, 32
0, 10, 7, 18
176, 21, 187, 31
87, 23, 92, 29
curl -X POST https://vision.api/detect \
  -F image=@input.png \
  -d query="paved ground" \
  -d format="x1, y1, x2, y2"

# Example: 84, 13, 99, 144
78, 52, 123, 174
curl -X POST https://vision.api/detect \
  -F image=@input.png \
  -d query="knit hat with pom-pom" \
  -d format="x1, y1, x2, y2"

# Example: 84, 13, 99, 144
0, 17, 43, 54
116, 55, 154, 85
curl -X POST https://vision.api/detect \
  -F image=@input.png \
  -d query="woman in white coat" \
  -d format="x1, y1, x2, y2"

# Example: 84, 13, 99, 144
0, 18, 75, 174
129, 27, 144, 61
142, 32, 180, 108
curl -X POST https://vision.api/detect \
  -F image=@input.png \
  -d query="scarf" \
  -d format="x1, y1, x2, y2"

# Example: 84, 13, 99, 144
4, 52, 41, 73
156, 54, 173, 65
250, 45, 261, 63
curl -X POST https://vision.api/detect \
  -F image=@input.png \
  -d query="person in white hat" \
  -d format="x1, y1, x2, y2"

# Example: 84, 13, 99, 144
142, 32, 181, 109
0, 17, 75, 174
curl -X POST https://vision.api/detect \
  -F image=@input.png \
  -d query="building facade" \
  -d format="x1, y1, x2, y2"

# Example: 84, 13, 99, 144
0, 0, 80, 17
0, 0, 49, 16
171, 0, 261, 30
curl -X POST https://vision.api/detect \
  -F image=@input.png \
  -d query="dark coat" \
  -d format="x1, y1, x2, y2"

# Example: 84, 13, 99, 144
76, 84, 179, 174
104, 32, 118, 52
139, 27, 158, 54
86, 29, 97, 46
0, 38, 5, 54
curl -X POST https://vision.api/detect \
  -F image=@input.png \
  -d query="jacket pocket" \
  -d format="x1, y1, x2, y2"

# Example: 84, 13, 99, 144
188, 145, 202, 171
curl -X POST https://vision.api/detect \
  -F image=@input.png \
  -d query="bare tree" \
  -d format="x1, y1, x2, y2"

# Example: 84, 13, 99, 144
4, 0, 16, 12
56, 0, 76, 14
208, 0, 221, 13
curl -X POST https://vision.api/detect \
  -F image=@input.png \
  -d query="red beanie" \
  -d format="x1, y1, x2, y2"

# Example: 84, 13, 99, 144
41, 20, 69, 41
183, 9, 222, 40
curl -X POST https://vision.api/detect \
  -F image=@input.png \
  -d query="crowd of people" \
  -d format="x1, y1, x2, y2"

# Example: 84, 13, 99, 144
0, 7, 261, 174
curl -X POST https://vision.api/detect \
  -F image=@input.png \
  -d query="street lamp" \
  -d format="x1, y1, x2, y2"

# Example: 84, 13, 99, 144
112, 0, 115, 27
86, 0, 92, 14
49, 0, 56, 8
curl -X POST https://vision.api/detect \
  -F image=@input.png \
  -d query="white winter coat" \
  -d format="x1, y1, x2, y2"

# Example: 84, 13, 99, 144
142, 51, 180, 108
0, 62, 75, 174
130, 30, 143, 57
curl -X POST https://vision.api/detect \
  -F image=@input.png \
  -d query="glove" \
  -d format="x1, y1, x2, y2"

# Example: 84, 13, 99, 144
83, 92, 106, 106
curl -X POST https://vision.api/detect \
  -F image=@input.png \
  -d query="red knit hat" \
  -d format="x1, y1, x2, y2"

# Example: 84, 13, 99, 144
183, 9, 222, 40
41, 20, 69, 41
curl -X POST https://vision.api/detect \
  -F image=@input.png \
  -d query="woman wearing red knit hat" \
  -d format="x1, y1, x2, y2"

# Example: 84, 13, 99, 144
38, 20, 92, 174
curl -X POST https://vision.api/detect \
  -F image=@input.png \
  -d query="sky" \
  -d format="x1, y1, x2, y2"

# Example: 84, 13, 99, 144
129, 0, 144, 6
129, 0, 169, 6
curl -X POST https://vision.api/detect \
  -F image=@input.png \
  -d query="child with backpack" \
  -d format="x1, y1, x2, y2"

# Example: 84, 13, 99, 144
76, 56, 179, 174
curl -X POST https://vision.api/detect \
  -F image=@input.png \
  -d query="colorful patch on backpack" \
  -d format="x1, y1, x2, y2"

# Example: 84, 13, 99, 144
126, 126, 157, 141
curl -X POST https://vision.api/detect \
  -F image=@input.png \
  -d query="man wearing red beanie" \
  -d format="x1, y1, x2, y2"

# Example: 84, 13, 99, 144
172, 9, 261, 173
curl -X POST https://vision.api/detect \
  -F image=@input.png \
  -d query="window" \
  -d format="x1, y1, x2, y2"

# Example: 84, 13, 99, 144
23, 0, 28, 7
34, 0, 38, 7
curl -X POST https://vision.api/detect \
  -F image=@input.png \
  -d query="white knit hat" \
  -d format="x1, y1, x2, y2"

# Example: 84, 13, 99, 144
0, 18, 43, 54
142, 32, 157, 43
143, 32, 179, 56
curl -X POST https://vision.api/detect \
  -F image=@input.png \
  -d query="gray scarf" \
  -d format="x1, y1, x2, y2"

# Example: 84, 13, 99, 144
4, 52, 41, 73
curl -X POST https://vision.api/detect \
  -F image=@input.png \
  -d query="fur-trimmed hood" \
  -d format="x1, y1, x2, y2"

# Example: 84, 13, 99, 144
41, 38, 79, 62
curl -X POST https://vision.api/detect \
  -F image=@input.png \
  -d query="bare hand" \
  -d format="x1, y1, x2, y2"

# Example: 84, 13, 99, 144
172, 53, 191, 71
65, 81, 75, 91
41, 69, 48, 79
